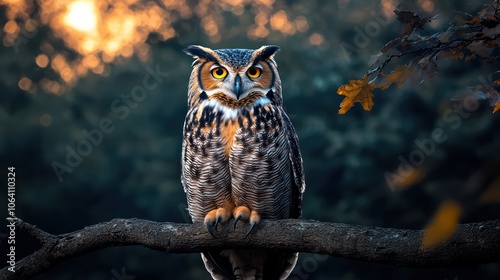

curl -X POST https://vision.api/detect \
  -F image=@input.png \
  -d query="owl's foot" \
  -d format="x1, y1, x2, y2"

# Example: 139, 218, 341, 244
204, 207, 232, 238
233, 206, 250, 229
232, 206, 261, 238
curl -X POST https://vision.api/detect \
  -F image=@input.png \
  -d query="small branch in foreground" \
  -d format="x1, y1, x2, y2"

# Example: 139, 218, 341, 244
1, 218, 500, 280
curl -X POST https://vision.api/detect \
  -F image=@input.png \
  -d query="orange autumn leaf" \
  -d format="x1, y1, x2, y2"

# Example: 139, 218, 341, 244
337, 76, 375, 114
377, 65, 415, 90
390, 166, 425, 191
494, 100, 500, 113
422, 200, 462, 249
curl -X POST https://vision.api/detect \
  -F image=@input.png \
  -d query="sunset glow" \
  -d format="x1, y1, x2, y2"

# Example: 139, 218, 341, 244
1, 0, 306, 93
63, 0, 98, 33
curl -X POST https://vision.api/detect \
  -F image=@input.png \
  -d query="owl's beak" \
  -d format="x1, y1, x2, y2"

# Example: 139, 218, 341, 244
234, 75, 242, 99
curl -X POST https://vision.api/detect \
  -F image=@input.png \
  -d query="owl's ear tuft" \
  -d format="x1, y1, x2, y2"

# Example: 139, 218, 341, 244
253, 45, 280, 63
184, 45, 217, 63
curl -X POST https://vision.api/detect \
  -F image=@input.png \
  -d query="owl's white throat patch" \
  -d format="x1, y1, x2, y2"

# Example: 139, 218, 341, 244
200, 99, 236, 120
201, 97, 270, 120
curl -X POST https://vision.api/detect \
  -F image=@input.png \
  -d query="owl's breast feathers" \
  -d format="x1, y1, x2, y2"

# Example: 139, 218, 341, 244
184, 92, 277, 157
182, 94, 303, 211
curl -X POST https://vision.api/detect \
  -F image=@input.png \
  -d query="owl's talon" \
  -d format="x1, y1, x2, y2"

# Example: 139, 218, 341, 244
232, 206, 251, 230
244, 221, 258, 239
244, 210, 261, 238
205, 221, 218, 238
214, 215, 222, 231
233, 215, 243, 230
204, 209, 218, 238
204, 207, 232, 237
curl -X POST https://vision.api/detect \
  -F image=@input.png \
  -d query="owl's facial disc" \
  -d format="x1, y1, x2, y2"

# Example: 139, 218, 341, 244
184, 45, 281, 108
205, 62, 269, 102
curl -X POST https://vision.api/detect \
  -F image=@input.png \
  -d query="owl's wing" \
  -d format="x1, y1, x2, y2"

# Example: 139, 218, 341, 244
280, 108, 305, 219
256, 109, 304, 280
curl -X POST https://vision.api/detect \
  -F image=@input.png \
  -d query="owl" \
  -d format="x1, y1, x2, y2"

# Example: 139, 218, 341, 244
181, 45, 305, 280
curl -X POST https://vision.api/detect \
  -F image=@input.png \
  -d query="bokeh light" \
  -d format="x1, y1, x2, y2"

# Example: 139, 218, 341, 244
0, 0, 438, 94
2, 0, 311, 94
64, 0, 98, 33
35, 54, 49, 68
17, 76, 32, 91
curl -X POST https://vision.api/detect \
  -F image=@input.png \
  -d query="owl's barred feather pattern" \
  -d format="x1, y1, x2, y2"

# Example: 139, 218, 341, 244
182, 45, 305, 280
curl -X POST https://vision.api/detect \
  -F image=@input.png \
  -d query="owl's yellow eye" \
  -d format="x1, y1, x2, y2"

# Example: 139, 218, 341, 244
247, 67, 262, 79
211, 67, 228, 79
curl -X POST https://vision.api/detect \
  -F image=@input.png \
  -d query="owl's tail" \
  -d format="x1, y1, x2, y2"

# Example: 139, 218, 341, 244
229, 250, 265, 280
201, 249, 298, 280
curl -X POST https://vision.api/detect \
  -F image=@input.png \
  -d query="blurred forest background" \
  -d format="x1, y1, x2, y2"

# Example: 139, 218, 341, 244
1, 0, 500, 279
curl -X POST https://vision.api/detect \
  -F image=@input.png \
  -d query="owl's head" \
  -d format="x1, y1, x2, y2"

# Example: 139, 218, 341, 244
184, 45, 282, 108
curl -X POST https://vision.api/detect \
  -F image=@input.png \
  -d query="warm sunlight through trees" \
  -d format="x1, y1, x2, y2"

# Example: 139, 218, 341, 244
1, 0, 313, 93
63, 0, 98, 33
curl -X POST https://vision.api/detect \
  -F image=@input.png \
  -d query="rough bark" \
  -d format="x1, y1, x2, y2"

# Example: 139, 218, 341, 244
1, 218, 500, 280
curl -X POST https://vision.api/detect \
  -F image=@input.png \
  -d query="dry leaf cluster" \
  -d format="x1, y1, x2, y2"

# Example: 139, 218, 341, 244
338, 1, 500, 114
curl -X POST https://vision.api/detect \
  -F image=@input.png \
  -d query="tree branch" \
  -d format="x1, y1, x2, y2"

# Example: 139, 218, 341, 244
2, 218, 500, 280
